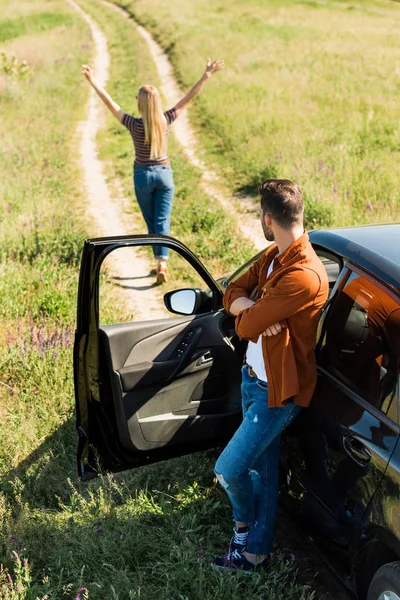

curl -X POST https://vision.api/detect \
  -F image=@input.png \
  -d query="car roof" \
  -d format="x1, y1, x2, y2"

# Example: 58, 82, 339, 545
309, 224, 400, 294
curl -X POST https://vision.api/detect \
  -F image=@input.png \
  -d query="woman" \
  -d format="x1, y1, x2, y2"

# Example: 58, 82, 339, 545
82, 57, 224, 284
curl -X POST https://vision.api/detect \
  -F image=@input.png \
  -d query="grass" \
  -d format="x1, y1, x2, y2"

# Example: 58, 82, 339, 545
5, 0, 397, 597
0, 12, 75, 42
114, 0, 400, 227
87, 0, 255, 280
0, 0, 315, 598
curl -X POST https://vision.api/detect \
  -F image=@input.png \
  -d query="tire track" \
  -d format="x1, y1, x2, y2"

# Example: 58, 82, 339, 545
104, 0, 267, 252
67, 0, 167, 320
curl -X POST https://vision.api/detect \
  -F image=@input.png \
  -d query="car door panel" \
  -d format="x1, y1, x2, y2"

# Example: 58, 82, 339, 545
103, 317, 196, 368
75, 234, 247, 478
96, 307, 242, 455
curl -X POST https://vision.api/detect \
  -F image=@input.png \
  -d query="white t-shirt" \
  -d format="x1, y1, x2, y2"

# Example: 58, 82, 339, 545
245, 260, 274, 382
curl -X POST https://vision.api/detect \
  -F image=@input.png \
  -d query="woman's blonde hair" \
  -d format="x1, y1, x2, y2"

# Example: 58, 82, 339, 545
137, 85, 166, 160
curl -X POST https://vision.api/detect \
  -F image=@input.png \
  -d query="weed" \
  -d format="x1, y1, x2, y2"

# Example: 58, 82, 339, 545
0, 52, 29, 77
304, 195, 334, 229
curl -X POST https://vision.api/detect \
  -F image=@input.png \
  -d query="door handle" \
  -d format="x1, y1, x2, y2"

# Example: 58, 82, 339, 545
343, 435, 371, 466
196, 351, 213, 366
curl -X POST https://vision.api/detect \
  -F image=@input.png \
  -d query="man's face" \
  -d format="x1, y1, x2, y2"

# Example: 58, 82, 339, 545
260, 210, 274, 241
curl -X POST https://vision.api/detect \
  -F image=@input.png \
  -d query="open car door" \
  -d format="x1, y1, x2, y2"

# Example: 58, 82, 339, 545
74, 235, 245, 480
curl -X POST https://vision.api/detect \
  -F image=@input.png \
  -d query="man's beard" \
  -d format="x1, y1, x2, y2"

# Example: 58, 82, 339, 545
261, 219, 275, 241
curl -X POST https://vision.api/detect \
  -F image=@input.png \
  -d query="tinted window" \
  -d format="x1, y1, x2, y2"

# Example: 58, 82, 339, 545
382, 377, 399, 424
314, 250, 342, 292
320, 271, 400, 417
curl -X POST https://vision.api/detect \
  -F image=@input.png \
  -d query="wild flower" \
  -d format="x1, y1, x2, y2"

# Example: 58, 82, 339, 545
8, 536, 21, 552
7, 572, 13, 588
6, 311, 75, 362
0, 382, 16, 394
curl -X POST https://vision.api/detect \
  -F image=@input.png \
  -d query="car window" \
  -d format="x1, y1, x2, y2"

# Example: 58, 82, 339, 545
319, 271, 400, 420
314, 249, 342, 292
99, 245, 208, 325
381, 376, 399, 424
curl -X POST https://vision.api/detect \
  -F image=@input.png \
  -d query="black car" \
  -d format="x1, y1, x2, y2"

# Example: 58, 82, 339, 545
74, 223, 400, 600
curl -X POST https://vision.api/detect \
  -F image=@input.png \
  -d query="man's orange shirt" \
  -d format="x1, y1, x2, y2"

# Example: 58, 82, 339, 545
223, 231, 329, 408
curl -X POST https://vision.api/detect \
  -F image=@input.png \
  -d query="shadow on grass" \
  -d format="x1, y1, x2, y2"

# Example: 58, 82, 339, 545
0, 417, 351, 599
0, 417, 77, 508
1, 433, 316, 600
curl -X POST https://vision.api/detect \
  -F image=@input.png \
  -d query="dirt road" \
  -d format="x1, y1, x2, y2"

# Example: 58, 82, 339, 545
68, 1, 351, 597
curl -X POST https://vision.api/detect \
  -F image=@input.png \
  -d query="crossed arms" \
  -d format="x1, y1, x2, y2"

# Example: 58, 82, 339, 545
223, 256, 322, 340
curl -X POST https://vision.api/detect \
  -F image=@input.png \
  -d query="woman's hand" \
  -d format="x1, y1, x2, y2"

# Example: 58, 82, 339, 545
82, 64, 95, 83
205, 57, 224, 78
174, 57, 224, 115
80, 64, 123, 121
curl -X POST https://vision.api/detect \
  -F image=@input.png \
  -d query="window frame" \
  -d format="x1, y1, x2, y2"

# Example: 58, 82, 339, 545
316, 262, 400, 426
312, 247, 343, 292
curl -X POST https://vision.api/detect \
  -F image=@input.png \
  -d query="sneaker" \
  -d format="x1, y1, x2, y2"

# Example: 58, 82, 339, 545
229, 525, 249, 554
212, 549, 269, 574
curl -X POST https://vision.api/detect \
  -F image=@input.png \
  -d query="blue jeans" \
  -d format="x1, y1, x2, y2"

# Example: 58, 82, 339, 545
133, 164, 174, 260
214, 366, 302, 555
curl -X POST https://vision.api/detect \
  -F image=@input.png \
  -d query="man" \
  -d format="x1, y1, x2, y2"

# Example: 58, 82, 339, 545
213, 179, 329, 573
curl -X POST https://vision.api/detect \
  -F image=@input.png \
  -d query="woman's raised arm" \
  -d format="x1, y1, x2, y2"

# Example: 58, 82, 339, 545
173, 58, 224, 117
82, 64, 124, 123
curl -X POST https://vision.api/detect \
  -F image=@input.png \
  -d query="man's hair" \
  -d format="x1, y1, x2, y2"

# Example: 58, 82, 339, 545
259, 179, 303, 229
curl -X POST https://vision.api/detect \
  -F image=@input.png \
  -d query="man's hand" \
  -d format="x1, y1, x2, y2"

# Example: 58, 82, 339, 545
263, 321, 286, 337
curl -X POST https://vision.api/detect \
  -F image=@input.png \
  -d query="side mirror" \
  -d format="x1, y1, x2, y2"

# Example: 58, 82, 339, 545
164, 288, 212, 315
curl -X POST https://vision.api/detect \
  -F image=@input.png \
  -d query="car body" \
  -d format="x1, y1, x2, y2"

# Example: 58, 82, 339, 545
74, 224, 400, 600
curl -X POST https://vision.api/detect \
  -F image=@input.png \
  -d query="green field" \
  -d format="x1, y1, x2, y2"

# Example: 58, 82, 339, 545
0, 0, 309, 598
117, 0, 400, 227
1, 0, 399, 598
90, 0, 254, 277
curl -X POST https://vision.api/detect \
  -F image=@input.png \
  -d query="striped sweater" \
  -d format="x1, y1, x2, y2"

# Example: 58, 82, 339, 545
122, 108, 177, 165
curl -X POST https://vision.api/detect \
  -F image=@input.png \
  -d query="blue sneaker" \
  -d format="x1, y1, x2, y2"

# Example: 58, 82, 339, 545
229, 526, 249, 554
212, 549, 269, 574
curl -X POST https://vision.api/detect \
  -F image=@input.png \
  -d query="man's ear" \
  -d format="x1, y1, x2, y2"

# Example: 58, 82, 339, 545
264, 213, 272, 226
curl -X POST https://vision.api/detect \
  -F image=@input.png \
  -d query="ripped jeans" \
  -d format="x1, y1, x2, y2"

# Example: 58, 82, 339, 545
214, 365, 302, 555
